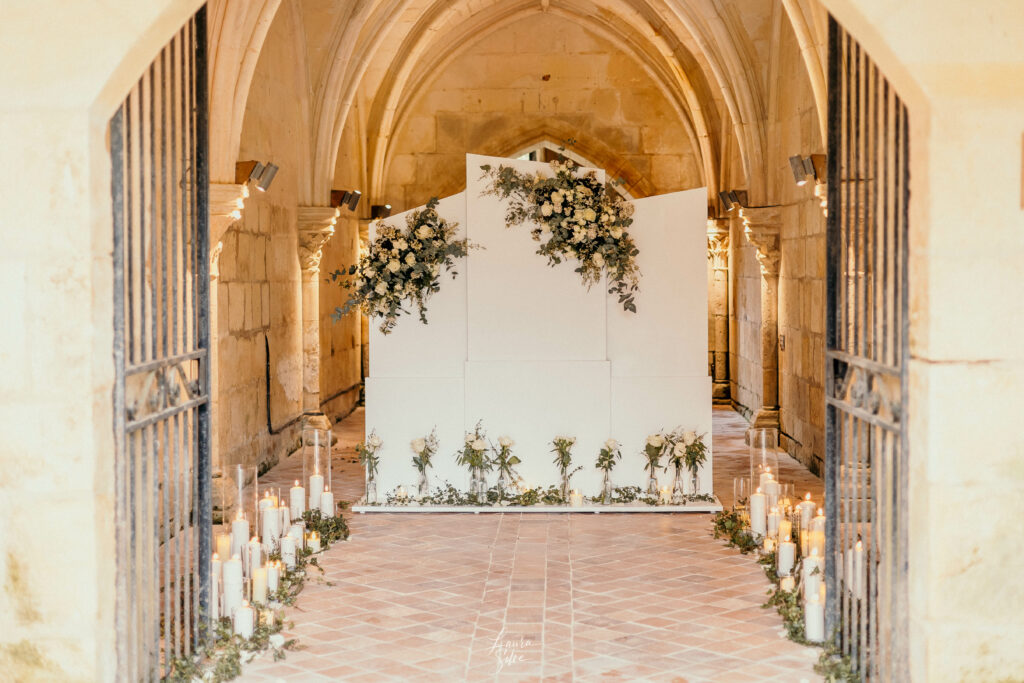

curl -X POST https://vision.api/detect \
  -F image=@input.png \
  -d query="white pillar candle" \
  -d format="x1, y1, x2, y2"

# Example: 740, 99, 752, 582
802, 549, 824, 600
777, 536, 796, 576
320, 489, 335, 515
230, 514, 249, 560
309, 473, 324, 511
307, 531, 321, 553
209, 569, 220, 621
233, 600, 255, 639
569, 490, 583, 508
764, 479, 781, 508
804, 595, 825, 642
216, 533, 232, 562
763, 536, 776, 553
246, 537, 262, 578
211, 553, 222, 586
767, 507, 781, 538
280, 535, 296, 569
798, 494, 816, 530
222, 555, 244, 617
288, 524, 304, 549
261, 506, 281, 550
759, 468, 773, 489
289, 481, 306, 519
749, 488, 767, 538
278, 505, 290, 532
267, 562, 280, 593
810, 509, 826, 534
779, 575, 795, 592
251, 567, 268, 604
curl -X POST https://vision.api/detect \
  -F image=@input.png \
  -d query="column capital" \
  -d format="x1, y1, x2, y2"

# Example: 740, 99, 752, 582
706, 218, 730, 271
209, 182, 248, 245
297, 206, 339, 273
740, 206, 782, 277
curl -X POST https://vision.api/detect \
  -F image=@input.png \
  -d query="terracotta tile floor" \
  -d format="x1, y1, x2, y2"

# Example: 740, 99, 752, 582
240, 406, 823, 682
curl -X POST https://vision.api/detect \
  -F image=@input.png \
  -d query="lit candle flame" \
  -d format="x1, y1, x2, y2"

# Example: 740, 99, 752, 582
805, 492, 812, 501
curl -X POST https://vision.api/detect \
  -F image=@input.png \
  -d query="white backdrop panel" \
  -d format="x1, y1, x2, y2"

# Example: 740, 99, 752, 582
465, 360, 610, 495
365, 377, 466, 493
607, 188, 708, 377
609, 375, 714, 494
465, 154, 607, 362
369, 193, 467, 378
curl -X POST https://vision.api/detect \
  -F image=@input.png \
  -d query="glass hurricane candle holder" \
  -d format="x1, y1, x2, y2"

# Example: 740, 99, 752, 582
228, 464, 258, 529
748, 427, 779, 491
733, 477, 749, 508
302, 426, 332, 512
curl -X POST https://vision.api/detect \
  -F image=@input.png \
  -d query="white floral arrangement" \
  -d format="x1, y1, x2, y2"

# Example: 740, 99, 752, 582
332, 197, 472, 334
410, 429, 439, 473
479, 158, 640, 312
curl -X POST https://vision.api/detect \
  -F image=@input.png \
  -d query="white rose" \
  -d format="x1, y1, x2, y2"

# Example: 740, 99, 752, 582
587, 228, 597, 241
472, 439, 486, 451
430, 264, 440, 276
683, 430, 697, 446
673, 442, 687, 458
411, 437, 426, 453
592, 253, 604, 267
541, 223, 551, 233
416, 225, 432, 239
405, 253, 416, 265
365, 267, 376, 277
465, 434, 474, 444
565, 190, 574, 201
604, 438, 618, 451
369, 434, 382, 448
387, 260, 401, 273
584, 208, 597, 222
541, 203, 553, 217
551, 191, 563, 204
646, 434, 665, 448
610, 227, 623, 239
395, 239, 408, 250
374, 281, 387, 295
498, 436, 514, 448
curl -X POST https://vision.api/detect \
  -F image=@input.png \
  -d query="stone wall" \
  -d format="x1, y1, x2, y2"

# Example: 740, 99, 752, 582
769, 13, 827, 474
730, 212, 765, 420
219, 3, 307, 473
383, 12, 703, 208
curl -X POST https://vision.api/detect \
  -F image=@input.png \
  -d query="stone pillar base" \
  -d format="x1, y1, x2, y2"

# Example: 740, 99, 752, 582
751, 407, 780, 431
712, 380, 731, 403
301, 412, 333, 432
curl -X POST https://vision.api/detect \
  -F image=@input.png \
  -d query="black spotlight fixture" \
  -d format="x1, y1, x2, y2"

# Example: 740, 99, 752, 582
370, 204, 392, 220
330, 189, 362, 211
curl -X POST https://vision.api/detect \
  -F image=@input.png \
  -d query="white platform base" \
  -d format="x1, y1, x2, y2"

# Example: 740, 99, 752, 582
352, 497, 723, 514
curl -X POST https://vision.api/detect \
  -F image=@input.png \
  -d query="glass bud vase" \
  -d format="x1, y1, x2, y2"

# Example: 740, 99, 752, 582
646, 469, 659, 496
560, 474, 570, 502
690, 471, 700, 498
365, 475, 378, 505
417, 470, 430, 499
672, 468, 686, 504
602, 471, 614, 504
496, 471, 510, 498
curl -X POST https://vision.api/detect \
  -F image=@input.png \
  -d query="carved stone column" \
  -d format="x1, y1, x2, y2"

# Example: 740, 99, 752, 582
740, 206, 782, 431
297, 206, 339, 430
707, 218, 731, 402
208, 182, 248, 477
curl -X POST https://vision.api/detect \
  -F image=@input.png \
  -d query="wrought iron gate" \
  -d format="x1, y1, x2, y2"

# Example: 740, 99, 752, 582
824, 16, 910, 681
110, 6, 210, 679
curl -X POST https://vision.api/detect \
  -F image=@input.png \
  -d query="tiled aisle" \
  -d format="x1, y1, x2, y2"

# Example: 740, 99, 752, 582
239, 407, 823, 682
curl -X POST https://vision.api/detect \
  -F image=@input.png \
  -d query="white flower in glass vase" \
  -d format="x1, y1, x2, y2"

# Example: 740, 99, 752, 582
592, 253, 605, 267
584, 208, 597, 222
405, 253, 416, 265
411, 437, 427, 453
610, 227, 623, 239
586, 228, 597, 240
472, 439, 487, 451
541, 202, 553, 217
374, 281, 387, 295
604, 438, 619, 451
551, 191, 563, 205
498, 436, 514, 448
646, 433, 665, 448
682, 430, 697, 446
415, 225, 432, 239
387, 260, 401, 273
395, 238, 408, 250
465, 433, 474, 444
368, 434, 383, 448
364, 267, 376, 277
673, 441, 687, 458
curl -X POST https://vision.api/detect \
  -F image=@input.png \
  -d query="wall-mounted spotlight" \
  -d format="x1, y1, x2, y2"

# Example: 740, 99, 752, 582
789, 154, 826, 186
718, 190, 747, 211
331, 189, 362, 211
370, 204, 392, 220
235, 160, 279, 192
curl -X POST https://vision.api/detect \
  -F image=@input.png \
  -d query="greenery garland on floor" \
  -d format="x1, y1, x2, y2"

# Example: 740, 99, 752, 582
377, 482, 715, 507
164, 510, 350, 682
711, 507, 859, 682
